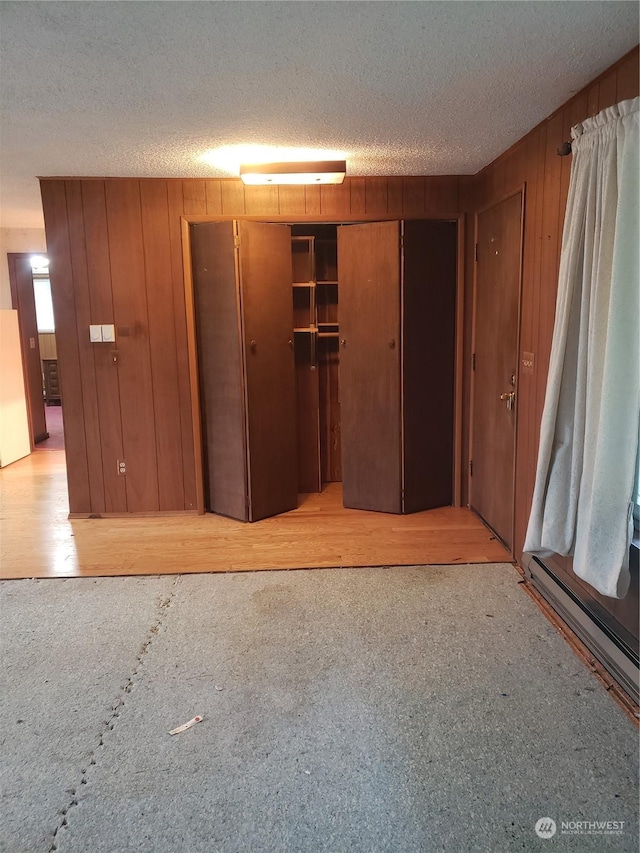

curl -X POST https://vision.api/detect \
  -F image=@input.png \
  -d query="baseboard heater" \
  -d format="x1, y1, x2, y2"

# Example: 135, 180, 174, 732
523, 554, 639, 704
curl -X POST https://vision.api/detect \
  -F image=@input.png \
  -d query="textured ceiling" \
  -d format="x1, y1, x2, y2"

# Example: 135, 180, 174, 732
0, 1, 638, 227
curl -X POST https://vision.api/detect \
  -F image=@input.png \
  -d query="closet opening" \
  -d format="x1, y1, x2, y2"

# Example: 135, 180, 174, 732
188, 218, 459, 523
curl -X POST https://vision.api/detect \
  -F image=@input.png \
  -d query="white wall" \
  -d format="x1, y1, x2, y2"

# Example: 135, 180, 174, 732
0, 227, 47, 309
0, 228, 47, 464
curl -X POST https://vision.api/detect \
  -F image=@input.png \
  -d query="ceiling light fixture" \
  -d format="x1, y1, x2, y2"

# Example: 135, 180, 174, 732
240, 160, 346, 186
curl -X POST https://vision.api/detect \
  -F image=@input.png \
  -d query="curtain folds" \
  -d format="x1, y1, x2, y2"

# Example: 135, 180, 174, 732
524, 97, 640, 599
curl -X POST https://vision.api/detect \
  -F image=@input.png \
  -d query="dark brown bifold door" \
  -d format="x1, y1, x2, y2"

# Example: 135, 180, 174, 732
191, 220, 297, 522
471, 192, 523, 550
338, 221, 402, 512
338, 220, 457, 515
402, 220, 457, 512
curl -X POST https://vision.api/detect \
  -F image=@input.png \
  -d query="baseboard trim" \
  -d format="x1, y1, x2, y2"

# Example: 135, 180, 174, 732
69, 510, 202, 519
523, 554, 639, 706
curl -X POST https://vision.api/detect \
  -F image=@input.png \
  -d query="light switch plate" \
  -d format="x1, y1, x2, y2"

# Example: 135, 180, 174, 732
89, 324, 103, 343
101, 324, 116, 343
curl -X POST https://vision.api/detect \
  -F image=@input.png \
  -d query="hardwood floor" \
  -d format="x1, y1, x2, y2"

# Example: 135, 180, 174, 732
0, 451, 510, 579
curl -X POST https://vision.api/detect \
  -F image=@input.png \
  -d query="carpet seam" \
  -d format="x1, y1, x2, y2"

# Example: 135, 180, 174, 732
47, 576, 181, 852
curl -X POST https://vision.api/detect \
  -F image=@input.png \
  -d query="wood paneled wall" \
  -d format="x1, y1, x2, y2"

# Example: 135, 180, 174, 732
40, 46, 637, 521
469, 46, 639, 561
40, 176, 460, 514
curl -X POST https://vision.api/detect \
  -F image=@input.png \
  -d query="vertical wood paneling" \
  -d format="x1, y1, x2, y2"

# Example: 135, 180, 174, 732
586, 83, 600, 117
182, 180, 207, 215
244, 185, 279, 215
402, 178, 425, 216
40, 180, 92, 513
81, 181, 127, 512
535, 111, 564, 451
597, 69, 618, 111
64, 181, 106, 513
305, 185, 321, 215
140, 180, 185, 510
616, 50, 639, 101
221, 181, 245, 215
167, 180, 197, 509
387, 177, 403, 216
205, 180, 223, 215
277, 185, 305, 215
320, 183, 351, 216
425, 177, 458, 215
365, 178, 387, 214
104, 180, 159, 512
349, 178, 366, 214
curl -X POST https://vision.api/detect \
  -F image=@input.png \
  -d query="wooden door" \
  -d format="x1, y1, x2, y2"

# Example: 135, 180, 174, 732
471, 192, 523, 550
237, 220, 297, 521
8, 254, 48, 445
338, 221, 402, 512
191, 220, 297, 522
402, 220, 457, 512
191, 221, 248, 520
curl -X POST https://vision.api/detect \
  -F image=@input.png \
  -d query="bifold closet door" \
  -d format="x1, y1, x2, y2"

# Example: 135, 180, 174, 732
338, 221, 402, 512
338, 220, 456, 515
237, 220, 297, 521
191, 220, 297, 522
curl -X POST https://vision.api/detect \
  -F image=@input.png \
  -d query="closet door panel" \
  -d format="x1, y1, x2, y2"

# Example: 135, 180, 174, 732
191, 221, 248, 521
238, 221, 298, 521
402, 220, 457, 511
338, 221, 402, 512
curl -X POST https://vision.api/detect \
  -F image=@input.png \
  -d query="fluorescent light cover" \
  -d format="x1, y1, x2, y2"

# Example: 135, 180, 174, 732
240, 161, 346, 185
199, 145, 348, 175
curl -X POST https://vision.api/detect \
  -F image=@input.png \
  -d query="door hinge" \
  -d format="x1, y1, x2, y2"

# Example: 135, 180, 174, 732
234, 236, 241, 249
469, 460, 473, 477
472, 353, 476, 371
474, 243, 478, 262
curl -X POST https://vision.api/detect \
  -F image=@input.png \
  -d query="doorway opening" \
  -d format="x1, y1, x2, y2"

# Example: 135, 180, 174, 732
8, 252, 65, 452
188, 218, 459, 523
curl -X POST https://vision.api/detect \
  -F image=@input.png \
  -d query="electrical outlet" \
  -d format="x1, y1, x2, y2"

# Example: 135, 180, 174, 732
117, 460, 126, 476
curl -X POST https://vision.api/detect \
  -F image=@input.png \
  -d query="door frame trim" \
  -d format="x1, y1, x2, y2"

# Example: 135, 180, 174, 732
182, 213, 465, 516
469, 186, 526, 554
7, 252, 49, 450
